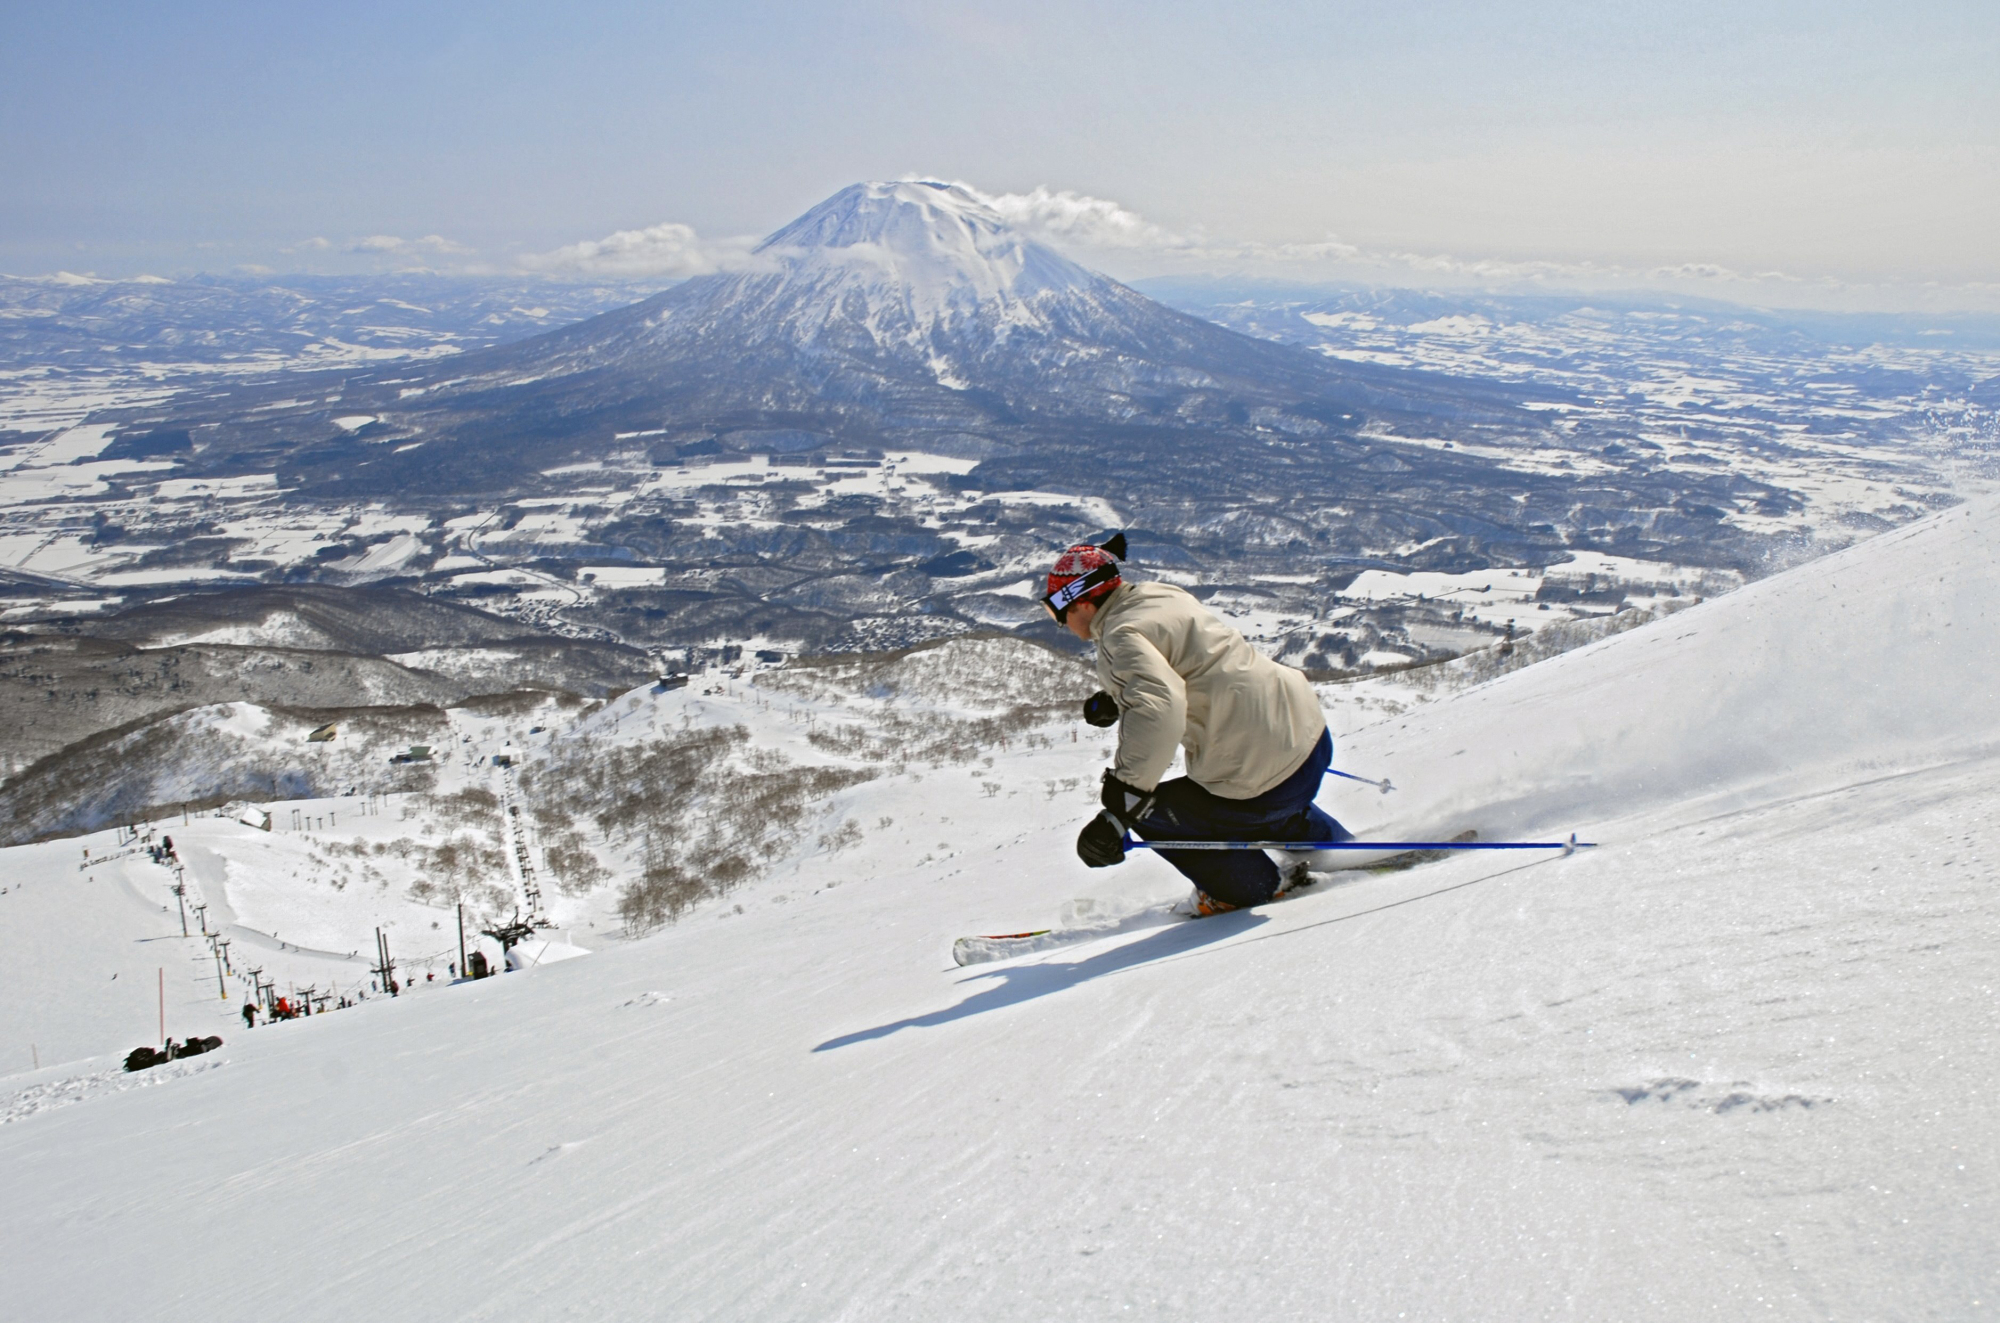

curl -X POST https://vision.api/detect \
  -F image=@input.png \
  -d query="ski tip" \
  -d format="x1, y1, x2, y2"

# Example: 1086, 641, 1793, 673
951, 930, 1054, 967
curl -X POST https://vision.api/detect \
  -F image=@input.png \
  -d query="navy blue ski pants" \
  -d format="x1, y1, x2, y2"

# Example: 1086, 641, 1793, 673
1130, 729, 1349, 907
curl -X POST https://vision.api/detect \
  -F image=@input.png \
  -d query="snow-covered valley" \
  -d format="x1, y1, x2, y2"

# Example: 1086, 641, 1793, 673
5, 183, 1992, 672
2, 490, 1993, 1319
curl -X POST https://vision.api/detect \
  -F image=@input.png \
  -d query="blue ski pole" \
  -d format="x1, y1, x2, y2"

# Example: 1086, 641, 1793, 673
1124, 833, 1594, 853
1326, 767, 1394, 794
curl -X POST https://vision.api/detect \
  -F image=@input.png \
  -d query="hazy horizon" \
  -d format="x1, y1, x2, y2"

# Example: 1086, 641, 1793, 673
5, 2, 1994, 314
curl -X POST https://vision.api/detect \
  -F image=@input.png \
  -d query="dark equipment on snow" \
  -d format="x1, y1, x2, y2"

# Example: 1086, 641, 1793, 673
1082, 690, 1119, 727
124, 1036, 223, 1073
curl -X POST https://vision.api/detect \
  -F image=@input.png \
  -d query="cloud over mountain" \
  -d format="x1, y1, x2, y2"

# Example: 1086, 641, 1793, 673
954, 182, 1194, 253
497, 175, 1992, 313
285, 234, 475, 263
520, 221, 764, 278
347, 234, 472, 256
937, 181, 1981, 311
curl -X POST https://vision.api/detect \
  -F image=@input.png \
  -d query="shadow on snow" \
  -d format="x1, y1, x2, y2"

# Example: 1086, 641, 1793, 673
813, 910, 1268, 1051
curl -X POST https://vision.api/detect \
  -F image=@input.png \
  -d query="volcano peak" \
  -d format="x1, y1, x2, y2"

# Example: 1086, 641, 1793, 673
757, 180, 1009, 253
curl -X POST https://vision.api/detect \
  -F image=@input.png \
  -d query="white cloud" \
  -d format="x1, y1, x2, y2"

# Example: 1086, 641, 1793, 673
952, 182, 1194, 252
277, 233, 471, 264
518, 221, 762, 278
346, 234, 472, 256
954, 182, 1380, 270
943, 181, 1966, 307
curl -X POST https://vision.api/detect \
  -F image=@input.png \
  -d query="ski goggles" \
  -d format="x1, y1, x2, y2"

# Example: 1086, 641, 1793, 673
1041, 563, 1119, 624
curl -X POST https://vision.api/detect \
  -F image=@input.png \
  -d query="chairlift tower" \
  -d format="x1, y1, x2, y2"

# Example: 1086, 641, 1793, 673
372, 927, 397, 996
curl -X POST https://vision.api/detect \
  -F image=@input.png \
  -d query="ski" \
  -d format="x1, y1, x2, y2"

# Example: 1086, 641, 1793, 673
951, 930, 1056, 966
949, 895, 1187, 966
949, 829, 1588, 966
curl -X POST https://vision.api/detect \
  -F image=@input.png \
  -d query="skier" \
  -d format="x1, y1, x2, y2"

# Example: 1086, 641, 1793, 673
241, 1002, 257, 1029
1044, 536, 1350, 915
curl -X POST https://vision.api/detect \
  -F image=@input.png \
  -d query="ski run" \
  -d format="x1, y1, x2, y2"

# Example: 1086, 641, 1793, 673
2, 495, 1996, 1320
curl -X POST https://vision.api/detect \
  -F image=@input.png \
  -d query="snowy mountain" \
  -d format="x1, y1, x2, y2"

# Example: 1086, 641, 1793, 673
3, 496, 1995, 1317
0, 272, 664, 371
525, 180, 1409, 398
0, 584, 654, 833
136, 183, 1563, 530
14, 184, 1987, 672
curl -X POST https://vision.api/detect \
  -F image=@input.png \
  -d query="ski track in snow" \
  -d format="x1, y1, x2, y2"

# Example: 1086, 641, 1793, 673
2, 498, 1998, 1318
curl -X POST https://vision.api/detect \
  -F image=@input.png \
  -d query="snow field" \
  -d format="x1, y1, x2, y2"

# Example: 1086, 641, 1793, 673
0, 837, 247, 1075
1, 497, 1996, 1317
0, 639, 1117, 1067
1340, 498, 2000, 846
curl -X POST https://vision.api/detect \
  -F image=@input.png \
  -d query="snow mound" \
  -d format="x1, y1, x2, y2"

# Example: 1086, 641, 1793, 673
505, 939, 589, 971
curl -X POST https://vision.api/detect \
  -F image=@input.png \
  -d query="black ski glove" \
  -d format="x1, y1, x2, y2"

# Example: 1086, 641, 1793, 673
1078, 771, 1157, 868
1099, 770, 1156, 827
1076, 812, 1126, 868
1082, 690, 1119, 728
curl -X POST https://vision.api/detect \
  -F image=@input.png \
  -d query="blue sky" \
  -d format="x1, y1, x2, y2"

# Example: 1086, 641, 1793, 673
3, 1, 1994, 309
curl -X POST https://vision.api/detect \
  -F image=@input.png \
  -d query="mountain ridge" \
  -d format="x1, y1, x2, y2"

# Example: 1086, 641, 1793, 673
121, 181, 1562, 511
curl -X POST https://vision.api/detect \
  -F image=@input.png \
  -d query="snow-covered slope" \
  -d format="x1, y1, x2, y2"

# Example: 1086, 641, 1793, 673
3, 500, 1996, 1319
1340, 498, 2000, 844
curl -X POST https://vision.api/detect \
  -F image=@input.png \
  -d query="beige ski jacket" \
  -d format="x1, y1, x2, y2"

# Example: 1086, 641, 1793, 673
1089, 580, 1326, 798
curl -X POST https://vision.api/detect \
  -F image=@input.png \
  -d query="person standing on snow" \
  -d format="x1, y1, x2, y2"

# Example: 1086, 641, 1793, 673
1043, 535, 1351, 915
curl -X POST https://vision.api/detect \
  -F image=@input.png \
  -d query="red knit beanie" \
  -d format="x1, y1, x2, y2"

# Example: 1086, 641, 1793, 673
1044, 543, 1121, 615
